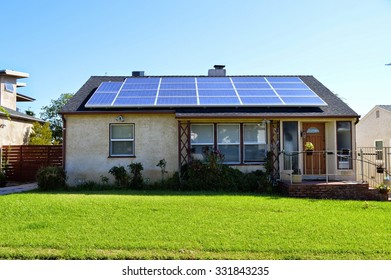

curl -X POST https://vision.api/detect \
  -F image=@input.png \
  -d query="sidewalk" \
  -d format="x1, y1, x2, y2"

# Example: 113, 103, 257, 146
0, 183, 38, 195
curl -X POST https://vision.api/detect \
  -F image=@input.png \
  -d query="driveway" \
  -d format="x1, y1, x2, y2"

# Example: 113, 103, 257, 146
0, 183, 38, 195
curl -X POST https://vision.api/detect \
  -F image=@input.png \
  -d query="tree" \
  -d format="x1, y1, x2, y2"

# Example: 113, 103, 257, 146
28, 122, 53, 145
40, 93, 73, 144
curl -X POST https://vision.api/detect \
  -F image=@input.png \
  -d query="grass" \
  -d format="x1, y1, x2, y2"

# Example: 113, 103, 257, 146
0, 190, 391, 260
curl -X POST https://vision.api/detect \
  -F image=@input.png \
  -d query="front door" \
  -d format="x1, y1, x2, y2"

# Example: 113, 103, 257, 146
302, 123, 326, 175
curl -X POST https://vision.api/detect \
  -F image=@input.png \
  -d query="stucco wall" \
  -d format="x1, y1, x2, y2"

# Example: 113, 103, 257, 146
64, 113, 179, 185
357, 106, 391, 147
0, 116, 32, 147
0, 76, 17, 110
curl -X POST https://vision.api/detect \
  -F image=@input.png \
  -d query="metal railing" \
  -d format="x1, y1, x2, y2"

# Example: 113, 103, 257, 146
280, 150, 337, 183
280, 147, 391, 188
356, 147, 391, 188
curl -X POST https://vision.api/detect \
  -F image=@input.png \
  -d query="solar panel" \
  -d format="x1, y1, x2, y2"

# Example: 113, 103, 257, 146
270, 83, 309, 89
114, 97, 155, 106
197, 83, 233, 90
159, 83, 196, 90
157, 97, 197, 105
197, 77, 231, 83
281, 97, 327, 106
199, 97, 240, 105
265, 77, 302, 83
240, 97, 283, 105
237, 90, 277, 97
198, 90, 237, 97
234, 83, 271, 89
158, 90, 197, 97
85, 76, 328, 108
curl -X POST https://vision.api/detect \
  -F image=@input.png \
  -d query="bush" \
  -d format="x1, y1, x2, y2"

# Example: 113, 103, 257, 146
36, 166, 67, 191
128, 162, 144, 189
108, 166, 128, 188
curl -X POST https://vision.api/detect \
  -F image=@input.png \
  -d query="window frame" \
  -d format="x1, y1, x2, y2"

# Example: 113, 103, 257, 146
217, 124, 241, 164
190, 122, 267, 165
190, 124, 215, 160
243, 123, 267, 163
109, 123, 135, 157
336, 121, 352, 169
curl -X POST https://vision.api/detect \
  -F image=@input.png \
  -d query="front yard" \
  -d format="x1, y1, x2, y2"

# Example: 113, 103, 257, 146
0, 191, 390, 259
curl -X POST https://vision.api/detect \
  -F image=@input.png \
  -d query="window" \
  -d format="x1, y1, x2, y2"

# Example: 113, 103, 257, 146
4, 83, 14, 93
243, 123, 267, 162
375, 140, 383, 161
110, 124, 134, 156
218, 124, 240, 163
337, 121, 352, 169
190, 123, 267, 164
190, 124, 214, 160
376, 110, 380, 118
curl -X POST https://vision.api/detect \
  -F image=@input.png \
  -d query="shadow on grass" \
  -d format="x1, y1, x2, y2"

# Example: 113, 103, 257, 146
28, 188, 284, 198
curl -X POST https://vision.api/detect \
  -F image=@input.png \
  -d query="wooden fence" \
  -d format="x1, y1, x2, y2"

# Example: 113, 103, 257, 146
1, 145, 63, 182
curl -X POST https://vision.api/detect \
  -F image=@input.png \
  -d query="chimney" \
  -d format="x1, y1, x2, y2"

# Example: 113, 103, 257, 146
208, 65, 226, 77
132, 71, 145, 77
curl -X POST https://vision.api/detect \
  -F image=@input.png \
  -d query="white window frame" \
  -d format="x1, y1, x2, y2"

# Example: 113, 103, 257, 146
109, 123, 135, 157
243, 123, 267, 163
217, 124, 241, 164
190, 124, 214, 160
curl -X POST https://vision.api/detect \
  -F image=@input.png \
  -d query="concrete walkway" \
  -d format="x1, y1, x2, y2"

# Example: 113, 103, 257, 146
0, 183, 38, 195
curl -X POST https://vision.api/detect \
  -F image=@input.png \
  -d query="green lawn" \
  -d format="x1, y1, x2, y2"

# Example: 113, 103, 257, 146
0, 190, 390, 260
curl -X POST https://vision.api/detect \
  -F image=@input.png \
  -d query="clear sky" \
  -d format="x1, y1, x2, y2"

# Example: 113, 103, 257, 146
1, 0, 390, 117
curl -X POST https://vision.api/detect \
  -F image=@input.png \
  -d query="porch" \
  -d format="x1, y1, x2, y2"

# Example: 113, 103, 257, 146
278, 180, 389, 201
278, 148, 391, 201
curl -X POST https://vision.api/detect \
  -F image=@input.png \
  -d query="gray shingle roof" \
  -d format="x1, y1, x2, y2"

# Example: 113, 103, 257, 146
61, 75, 359, 118
377, 105, 391, 112
0, 107, 43, 122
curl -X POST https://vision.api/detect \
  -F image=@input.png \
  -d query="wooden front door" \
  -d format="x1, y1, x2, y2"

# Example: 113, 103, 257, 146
303, 123, 326, 175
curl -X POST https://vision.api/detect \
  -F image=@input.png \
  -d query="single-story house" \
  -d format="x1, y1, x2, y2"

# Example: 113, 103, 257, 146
61, 66, 359, 186
0, 69, 42, 148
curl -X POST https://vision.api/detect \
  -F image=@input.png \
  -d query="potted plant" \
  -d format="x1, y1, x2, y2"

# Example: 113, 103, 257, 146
0, 170, 7, 188
305, 142, 314, 155
377, 183, 390, 194
292, 169, 302, 184
376, 164, 384, 174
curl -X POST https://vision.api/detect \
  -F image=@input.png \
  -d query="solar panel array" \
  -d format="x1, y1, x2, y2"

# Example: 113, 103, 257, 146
85, 77, 328, 108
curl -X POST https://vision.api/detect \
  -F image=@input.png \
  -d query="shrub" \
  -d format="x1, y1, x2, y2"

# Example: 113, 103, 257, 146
108, 166, 128, 188
36, 166, 67, 191
128, 162, 144, 189
0, 170, 7, 188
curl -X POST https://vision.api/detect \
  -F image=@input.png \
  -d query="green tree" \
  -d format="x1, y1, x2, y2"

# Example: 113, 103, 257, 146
40, 93, 73, 144
29, 122, 53, 145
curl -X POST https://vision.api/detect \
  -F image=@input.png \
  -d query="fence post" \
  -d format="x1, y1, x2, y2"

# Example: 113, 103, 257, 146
360, 148, 364, 183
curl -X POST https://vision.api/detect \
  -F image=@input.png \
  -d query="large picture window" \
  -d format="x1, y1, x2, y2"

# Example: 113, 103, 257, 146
110, 124, 134, 156
190, 123, 267, 164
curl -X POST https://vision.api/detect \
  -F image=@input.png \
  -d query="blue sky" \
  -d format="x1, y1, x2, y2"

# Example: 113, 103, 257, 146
1, 0, 390, 117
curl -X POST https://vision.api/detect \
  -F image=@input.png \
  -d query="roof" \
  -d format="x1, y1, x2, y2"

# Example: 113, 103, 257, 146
377, 105, 391, 112
0, 107, 43, 123
61, 75, 359, 119
0, 69, 29, 78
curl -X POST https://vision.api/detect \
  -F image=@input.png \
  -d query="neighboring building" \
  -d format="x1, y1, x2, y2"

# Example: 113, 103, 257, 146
61, 66, 359, 186
0, 70, 42, 148
356, 105, 391, 148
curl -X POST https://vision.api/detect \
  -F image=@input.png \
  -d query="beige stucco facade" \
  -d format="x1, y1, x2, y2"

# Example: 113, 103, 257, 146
64, 113, 179, 185
0, 116, 32, 147
356, 106, 391, 147
64, 112, 357, 185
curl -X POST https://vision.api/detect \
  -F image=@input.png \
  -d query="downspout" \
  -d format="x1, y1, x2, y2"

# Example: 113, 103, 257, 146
62, 115, 66, 170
